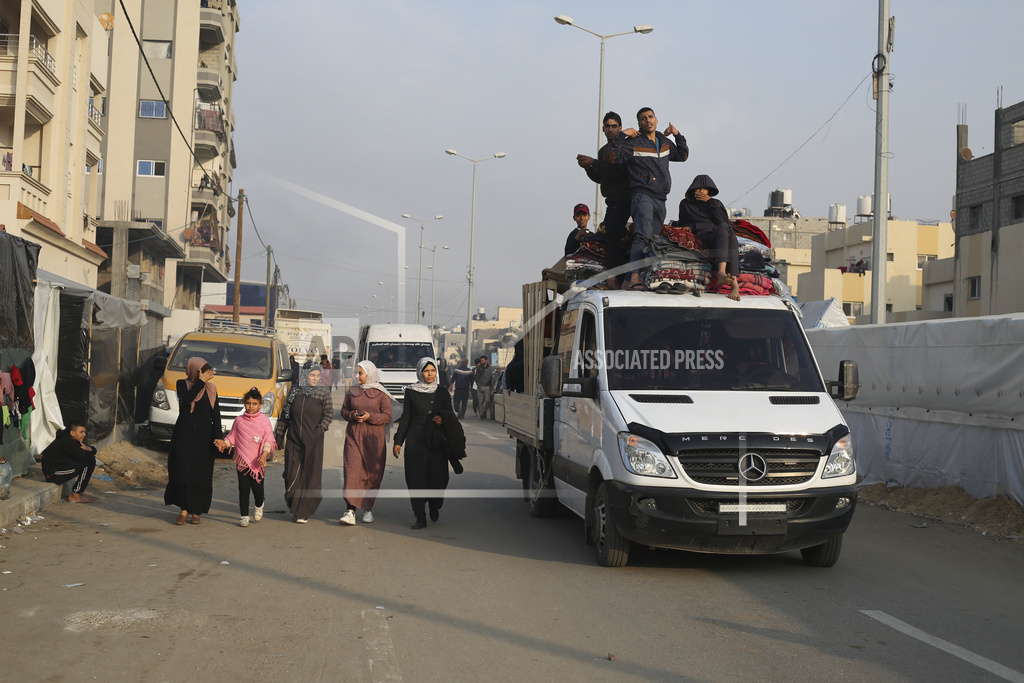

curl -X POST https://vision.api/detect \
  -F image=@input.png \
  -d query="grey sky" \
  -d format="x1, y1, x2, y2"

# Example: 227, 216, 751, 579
230, 0, 1022, 326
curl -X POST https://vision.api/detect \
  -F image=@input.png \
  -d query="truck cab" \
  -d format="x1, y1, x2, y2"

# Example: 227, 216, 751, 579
506, 282, 859, 567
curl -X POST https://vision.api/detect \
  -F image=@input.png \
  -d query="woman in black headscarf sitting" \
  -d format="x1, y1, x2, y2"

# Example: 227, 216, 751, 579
677, 174, 741, 300
392, 357, 456, 530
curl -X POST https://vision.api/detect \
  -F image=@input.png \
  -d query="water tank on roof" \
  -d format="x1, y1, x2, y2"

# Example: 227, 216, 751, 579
873, 193, 891, 215
779, 188, 792, 206
829, 204, 847, 224
856, 196, 873, 216
769, 190, 786, 209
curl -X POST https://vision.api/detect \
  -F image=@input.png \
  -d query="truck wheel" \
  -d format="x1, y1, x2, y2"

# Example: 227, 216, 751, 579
593, 482, 630, 567
801, 535, 842, 567
528, 448, 557, 518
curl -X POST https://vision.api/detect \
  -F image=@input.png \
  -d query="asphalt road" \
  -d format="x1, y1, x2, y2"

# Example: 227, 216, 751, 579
2, 414, 1023, 682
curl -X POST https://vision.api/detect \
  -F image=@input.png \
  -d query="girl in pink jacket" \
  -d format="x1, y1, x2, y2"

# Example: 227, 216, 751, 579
216, 387, 276, 527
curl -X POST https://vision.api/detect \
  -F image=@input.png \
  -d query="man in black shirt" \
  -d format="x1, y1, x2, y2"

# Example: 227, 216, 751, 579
41, 421, 98, 503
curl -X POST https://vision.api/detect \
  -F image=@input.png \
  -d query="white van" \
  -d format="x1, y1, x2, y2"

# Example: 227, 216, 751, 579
505, 282, 860, 567
357, 324, 435, 400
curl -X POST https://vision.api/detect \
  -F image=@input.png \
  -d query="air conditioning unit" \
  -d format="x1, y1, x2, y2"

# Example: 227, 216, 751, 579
140, 273, 153, 285
127, 265, 141, 279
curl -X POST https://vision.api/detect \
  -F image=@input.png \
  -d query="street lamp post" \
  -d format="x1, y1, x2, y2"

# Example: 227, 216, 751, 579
445, 149, 506, 360
554, 14, 653, 228
424, 244, 450, 332
401, 213, 443, 324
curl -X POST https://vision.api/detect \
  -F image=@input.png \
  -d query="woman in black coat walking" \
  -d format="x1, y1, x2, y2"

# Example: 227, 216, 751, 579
392, 357, 455, 529
164, 357, 223, 525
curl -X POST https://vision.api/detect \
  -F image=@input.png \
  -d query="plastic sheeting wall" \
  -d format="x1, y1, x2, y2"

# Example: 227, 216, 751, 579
807, 315, 1024, 504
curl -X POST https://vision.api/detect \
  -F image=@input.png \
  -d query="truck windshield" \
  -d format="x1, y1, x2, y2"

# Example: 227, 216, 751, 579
169, 340, 272, 379
601, 307, 824, 392
366, 342, 435, 369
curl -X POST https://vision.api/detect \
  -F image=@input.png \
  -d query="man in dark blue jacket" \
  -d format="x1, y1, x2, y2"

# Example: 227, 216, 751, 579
451, 359, 474, 419
610, 107, 688, 290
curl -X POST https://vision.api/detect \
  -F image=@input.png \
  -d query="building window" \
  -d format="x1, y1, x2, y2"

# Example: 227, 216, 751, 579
917, 254, 937, 270
842, 302, 863, 317
944, 294, 953, 312
968, 276, 981, 300
139, 100, 167, 118
886, 252, 894, 262
885, 304, 893, 314
1012, 195, 1024, 222
971, 205, 983, 231
137, 160, 166, 177
142, 40, 172, 59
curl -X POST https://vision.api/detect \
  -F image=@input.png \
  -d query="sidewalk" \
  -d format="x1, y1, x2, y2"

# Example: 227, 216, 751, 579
0, 469, 61, 530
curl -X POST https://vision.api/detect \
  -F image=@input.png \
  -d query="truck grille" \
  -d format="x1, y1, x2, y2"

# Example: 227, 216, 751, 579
677, 449, 821, 486
382, 383, 408, 400
691, 498, 810, 515
219, 395, 245, 418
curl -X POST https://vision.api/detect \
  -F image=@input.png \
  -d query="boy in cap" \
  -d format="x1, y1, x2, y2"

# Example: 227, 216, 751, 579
564, 203, 599, 257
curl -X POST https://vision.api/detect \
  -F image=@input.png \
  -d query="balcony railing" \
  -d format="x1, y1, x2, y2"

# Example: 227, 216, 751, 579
88, 102, 102, 125
29, 36, 56, 77
0, 34, 16, 56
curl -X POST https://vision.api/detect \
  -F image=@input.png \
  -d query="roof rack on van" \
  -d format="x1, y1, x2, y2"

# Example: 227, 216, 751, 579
200, 320, 277, 337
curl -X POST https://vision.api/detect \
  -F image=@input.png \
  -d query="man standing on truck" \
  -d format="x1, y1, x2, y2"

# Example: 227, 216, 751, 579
610, 107, 688, 291
577, 111, 632, 289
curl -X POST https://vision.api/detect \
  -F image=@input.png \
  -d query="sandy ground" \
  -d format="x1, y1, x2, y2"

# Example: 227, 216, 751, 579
91, 440, 1024, 543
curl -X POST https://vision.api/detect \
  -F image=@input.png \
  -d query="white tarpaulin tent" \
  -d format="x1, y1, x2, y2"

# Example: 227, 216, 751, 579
798, 298, 850, 330
807, 314, 1024, 504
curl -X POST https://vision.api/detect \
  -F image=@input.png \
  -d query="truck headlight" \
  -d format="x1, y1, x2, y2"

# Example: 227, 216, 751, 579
618, 433, 677, 479
152, 380, 170, 411
261, 392, 275, 416
823, 434, 855, 479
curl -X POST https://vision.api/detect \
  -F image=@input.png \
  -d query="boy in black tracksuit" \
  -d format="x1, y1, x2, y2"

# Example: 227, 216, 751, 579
41, 421, 97, 503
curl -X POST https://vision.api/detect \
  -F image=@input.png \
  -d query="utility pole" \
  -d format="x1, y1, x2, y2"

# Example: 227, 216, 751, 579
870, 2, 892, 324
264, 245, 273, 328
232, 189, 244, 323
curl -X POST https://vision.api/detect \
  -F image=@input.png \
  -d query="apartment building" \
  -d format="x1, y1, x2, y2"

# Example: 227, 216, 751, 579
953, 98, 1024, 316
95, 0, 239, 346
0, 0, 109, 286
796, 217, 954, 323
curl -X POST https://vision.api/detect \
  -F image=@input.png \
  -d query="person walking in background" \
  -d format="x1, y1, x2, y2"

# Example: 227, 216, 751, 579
165, 358, 222, 526
338, 360, 392, 525
577, 111, 632, 289
216, 387, 276, 527
504, 340, 525, 394
452, 358, 473, 419
475, 356, 497, 420
319, 355, 333, 390
274, 362, 333, 523
393, 358, 455, 530
610, 107, 688, 290
41, 420, 97, 504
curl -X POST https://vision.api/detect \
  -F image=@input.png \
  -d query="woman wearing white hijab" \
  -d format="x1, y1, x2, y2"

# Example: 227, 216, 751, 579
338, 360, 393, 525
392, 357, 455, 529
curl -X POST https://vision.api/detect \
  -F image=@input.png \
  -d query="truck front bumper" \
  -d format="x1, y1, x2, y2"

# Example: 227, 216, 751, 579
604, 480, 857, 554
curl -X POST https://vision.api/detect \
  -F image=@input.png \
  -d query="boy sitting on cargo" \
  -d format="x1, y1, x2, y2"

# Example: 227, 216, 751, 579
676, 174, 741, 301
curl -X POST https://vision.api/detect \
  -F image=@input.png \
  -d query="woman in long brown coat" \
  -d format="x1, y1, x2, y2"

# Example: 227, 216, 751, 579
273, 362, 333, 523
338, 361, 392, 525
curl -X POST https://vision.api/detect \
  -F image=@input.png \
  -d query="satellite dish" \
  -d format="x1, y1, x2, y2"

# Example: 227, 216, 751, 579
98, 13, 114, 30
961, 147, 973, 161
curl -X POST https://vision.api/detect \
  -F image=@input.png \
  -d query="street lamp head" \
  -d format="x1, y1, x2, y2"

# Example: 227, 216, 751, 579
445, 149, 458, 156
442, 245, 451, 250
494, 152, 506, 159
634, 24, 654, 34
401, 213, 411, 218
554, 14, 573, 26
434, 215, 443, 220
377, 281, 384, 285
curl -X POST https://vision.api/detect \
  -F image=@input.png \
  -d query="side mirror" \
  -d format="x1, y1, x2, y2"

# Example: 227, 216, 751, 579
437, 358, 448, 372
540, 356, 563, 398
831, 360, 859, 401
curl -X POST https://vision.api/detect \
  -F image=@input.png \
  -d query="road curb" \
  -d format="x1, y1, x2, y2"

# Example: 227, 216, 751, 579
0, 477, 60, 530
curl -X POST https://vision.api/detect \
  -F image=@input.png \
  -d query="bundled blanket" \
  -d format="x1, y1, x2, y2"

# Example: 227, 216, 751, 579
708, 273, 774, 296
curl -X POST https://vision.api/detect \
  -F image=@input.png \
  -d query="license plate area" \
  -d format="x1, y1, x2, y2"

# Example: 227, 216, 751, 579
717, 516, 787, 535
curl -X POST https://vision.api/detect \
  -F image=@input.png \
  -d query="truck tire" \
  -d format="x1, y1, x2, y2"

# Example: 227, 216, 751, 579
800, 535, 842, 567
528, 448, 557, 518
593, 482, 631, 567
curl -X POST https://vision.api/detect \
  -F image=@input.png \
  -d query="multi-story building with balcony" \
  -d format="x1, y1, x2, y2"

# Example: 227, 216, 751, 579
0, 0, 109, 286
95, 0, 240, 346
